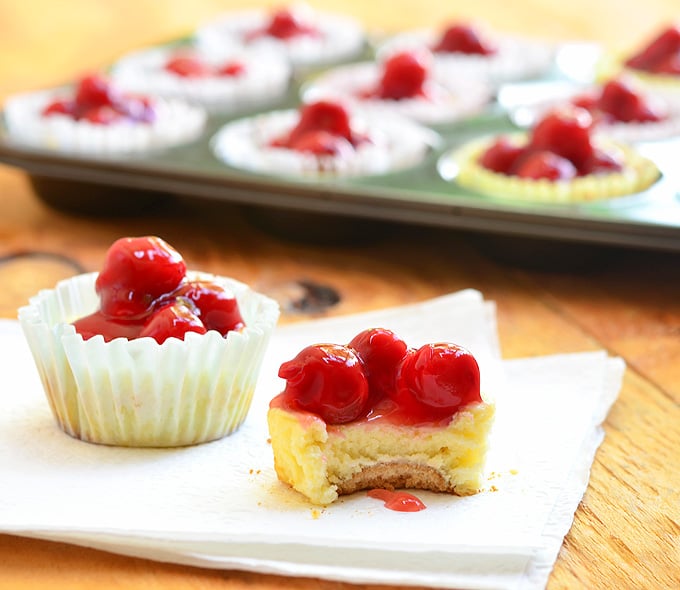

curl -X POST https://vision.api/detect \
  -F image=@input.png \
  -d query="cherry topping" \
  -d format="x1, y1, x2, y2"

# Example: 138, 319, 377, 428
217, 61, 246, 77
282, 100, 354, 149
42, 99, 76, 117
348, 328, 408, 402
165, 54, 247, 78
397, 343, 481, 414
597, 78, 664, 123
581, 148, 624, 175
433, 23, 497, 56
288, 130, 354, 156
529, 106, 594, 170
95, 236, 187, 319
367, 489, 427, 512
165, 55, 212, 78
42, 73, 156, 125
513, 150, 578, 181
377, 50, 430, 100
279, 344, 369, 424
625, 25, 680, 72
75, 74, 118, 109
477, 137, 524, 173
139, 302, 207, 344
246, 7, 319, 42
170, 280, 245, 336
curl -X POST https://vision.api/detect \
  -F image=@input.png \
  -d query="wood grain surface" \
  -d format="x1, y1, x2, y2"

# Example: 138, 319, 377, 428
0, 1, 679, 589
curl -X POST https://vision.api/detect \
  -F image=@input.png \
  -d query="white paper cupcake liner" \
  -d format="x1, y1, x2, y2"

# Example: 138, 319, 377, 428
111, 45, 292, 114
2, 89, 206, 156
376, 29, 556, 85
302, 61, 493, 125
18, 271, 280, 447
195, 7, 365, 69
211, 108, 440, 177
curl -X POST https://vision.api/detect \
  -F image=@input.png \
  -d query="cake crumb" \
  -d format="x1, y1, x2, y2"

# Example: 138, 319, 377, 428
266, 437, 272, 444
310, 509, 322, 519
489, 485, 499, 492
510, 468, 519, 475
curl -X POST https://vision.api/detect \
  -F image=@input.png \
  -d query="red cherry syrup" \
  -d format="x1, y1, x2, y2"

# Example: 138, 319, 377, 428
73, 236, 245, 344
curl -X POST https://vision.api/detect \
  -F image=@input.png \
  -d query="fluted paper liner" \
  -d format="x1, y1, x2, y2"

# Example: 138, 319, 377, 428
18, 271, 279, 447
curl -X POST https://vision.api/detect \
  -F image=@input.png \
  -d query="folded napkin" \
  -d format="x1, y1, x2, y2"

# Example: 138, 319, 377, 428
0, 289, 623, 590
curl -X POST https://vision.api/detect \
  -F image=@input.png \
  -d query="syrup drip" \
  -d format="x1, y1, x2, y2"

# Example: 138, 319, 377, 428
367, 489, 427, 512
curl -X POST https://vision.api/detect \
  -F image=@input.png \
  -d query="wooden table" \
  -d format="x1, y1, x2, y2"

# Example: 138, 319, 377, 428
0, 1, 678, 588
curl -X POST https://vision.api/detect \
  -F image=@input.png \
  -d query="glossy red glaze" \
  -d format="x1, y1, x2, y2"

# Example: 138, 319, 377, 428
73, 236, 245, 344
96, 236, 187, 318
247, 8, 319, 41
377, 51, 430, 100
367, 489, 427, 512
625, 25, 680, 72
278, 344, 369, 424
433, 23, 497, 56
139, 302, 207, 344
529, 106, 594, 170
165, 55, 212, 78
42, 74, 156, 125
477, 137, 524, 173
170, 280, 245, 336
597, 79, 664, 123
348, 328, 408, 403
513, 150, 578, 181
275, 331, 482, 426
275, 101, 356, 153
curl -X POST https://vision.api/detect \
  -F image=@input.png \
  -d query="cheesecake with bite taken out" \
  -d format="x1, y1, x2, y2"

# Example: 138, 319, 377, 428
267, 328, 495, 505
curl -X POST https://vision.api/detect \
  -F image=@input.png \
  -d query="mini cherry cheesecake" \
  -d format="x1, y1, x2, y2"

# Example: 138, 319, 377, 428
195, 5, 365, 70
18, 236, 279, 447
212, 99, 439, 176
302, 48, 492, 126
451, 105, 660, 203
267, 328, 495, 505
376, 21, 555, 85
3, 73, 205, 155
111, 46, 291, 114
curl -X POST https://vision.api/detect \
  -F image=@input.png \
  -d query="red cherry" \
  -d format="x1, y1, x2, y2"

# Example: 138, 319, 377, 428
170, 281, 244, 336
398, 343, 481, 414
165, 55, 212, 78
288, 130, 354, 156
217, 60, 246, 77
571, 92, 599, 113
286, 101, 354, 145
42, 99, 76, 117
581, 148, 624, 176
75, 74, 118, 109
433, 23, 497, 56
278, 344, 369, 424
264, 8, 317, 39
529, 106, 594, 170
95, 236, 187, 319
598, 79, 664, 123
81, 105, 125, 125
650, 51, 680, 75
139, 302, 207, 344
348, 328, 408, 402
377, 50, 430, 100
478, 137, 524, 174
625, 25, 680, 71
513, 150, 578, 181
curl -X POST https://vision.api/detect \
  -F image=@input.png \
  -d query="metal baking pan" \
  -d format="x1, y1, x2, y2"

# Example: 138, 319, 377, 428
1, 42, 679, 253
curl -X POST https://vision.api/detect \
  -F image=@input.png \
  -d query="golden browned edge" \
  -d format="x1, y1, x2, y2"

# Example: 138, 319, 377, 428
335, 461, 472, 497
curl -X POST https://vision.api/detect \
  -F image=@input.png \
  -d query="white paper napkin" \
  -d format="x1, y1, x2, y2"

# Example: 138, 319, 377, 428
0, 289, 624, 590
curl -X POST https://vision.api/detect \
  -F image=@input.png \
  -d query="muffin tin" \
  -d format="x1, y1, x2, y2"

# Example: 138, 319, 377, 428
1, 21, 679, 253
